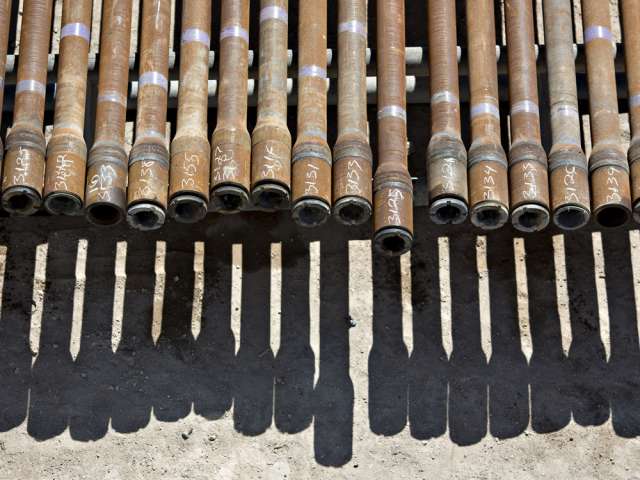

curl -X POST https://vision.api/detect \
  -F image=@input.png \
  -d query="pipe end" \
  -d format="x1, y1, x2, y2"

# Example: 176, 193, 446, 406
470, 202, 510, 230
251, 183, 290, 211
511, 204, 550, 233
553, 205, 591, 231
634, 202, 640, 225
292, 199, 331, 228
595, 204, 631, 229
2, 186, 41, 215
210, 185, 250, 214
374, 227, 413, 257
168, 194, 209, 224
429, 197, 469, 225
127, 203, 166, 231
44, 192, 83, 216
86, 202, 126, 227
333, 196, 372, 226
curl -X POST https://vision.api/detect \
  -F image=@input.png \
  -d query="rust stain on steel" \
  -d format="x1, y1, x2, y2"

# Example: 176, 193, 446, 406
466, 0, 510, 230
332, 0, 373, 226
582, 0, 631, 228
210, 0, 252, 214
43, 0, 93, 216
0, 0, 12, 167
168, 0, 211, 223
291, 0, 332, 227
622, 0, 640, 223
2, 0, 54, 215
85, 0, 133, 226
426, 0, 468, 225
250, 0, 292, 211
126, 0, 172, 231
373, 0, 413, 256
543, 0, 591, 230
505, 0, 550, 232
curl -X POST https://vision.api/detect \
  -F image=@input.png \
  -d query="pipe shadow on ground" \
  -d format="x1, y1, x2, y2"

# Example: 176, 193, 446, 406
0, 206, 639, 466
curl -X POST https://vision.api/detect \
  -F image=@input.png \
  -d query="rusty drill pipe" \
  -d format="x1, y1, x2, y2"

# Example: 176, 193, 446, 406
373, 0, 413, 255
210, 0, 251, 214
543, 0, 591, 230
582, 0, 631, 228
622, 0, 640, 224
250, 0, 291, 211
332, 0, 373, 226
168, 0, 211, 223
426, 0, 468, 225
1, 0, 54, 215
43, 0, 92, 216
126, 0, 171, 231
505, 0, 550, 232
0, 0, 12, 168
85, 0, 133, 226
466, 0, 509, 229
291, 0, 332, 227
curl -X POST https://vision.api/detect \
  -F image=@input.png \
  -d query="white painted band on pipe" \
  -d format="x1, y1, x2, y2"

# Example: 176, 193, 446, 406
220, 25, 249, 43
511, 100, 539, 116
470, 102, 500, 120
16, 79, 46, 96
299, 65, 326, 79
338, 20, 366, 38
431, 90, 459, 105
260, 6, 288, 23
97, 90, 128, 106
138, 71, 168, 91
377, 105, 407, 122
181, 28, 210, 47
60, 22, 91, 42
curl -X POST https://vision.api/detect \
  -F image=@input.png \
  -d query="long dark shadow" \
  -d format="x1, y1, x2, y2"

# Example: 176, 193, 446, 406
192, 230, 235, 420
0, 221, 39, 432
109, 231, 157, 433
564, 231, 609, 426
448, 231, 487, 446
68, 230, 118, 441
526, 234, 571, 433
274, 235, 314, 433
28, 230, 76, 439
233, 216, 274, 436
313, 231, 354, 467
153, 232, 197, 423
486, 233, 529, 439
408, 215, 448, 440
369, 251, 409, 436
603, 230, 640, 437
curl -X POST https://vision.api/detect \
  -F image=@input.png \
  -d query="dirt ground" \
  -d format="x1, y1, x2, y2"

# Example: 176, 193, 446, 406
0, 211, 638, 479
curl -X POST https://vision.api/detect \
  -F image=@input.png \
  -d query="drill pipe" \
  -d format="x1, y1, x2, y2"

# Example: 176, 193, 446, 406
168, 0, 212, 223
543, 0, 591, 230
250, 0, 292, 211
0, 0, 12, 167
84, 0, 133, 226
466, 0, 510, 229
332, 0, 373, 226
126, 0, 172, 231
582, 0, 631, 227
43, 0, 92, 216
210, 0, 251, 214
373, 0, 413, 255
291, 0, 332, 227
622, 0, 640, 223
505, 0, 550, 232
1, 0, 54, 215
426, 0, 468, 225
